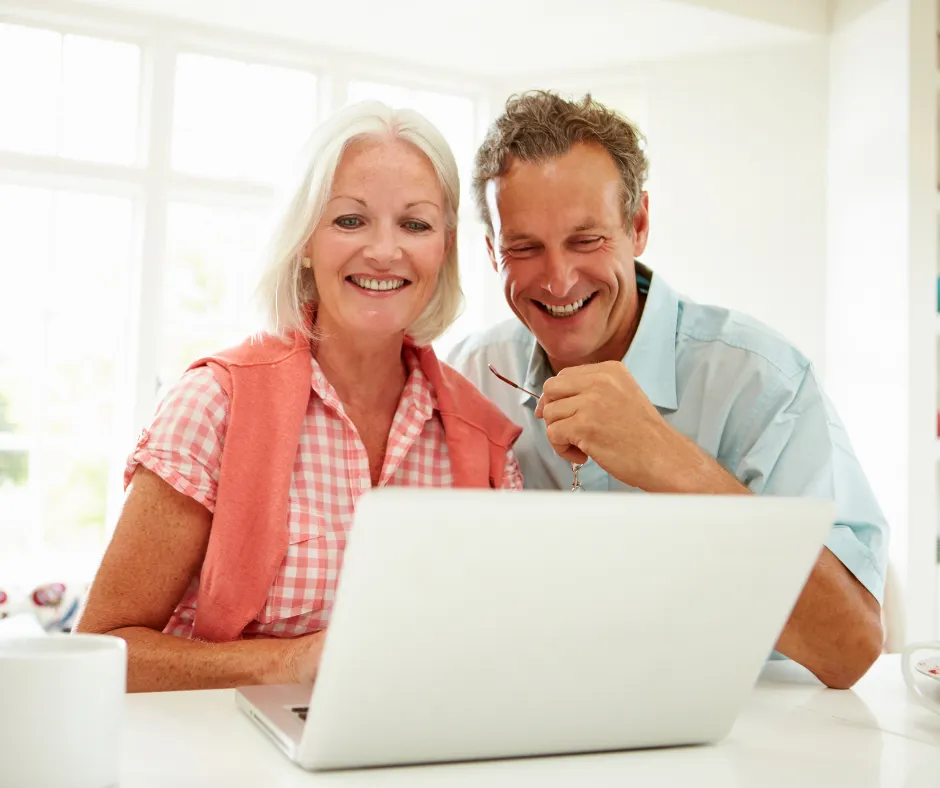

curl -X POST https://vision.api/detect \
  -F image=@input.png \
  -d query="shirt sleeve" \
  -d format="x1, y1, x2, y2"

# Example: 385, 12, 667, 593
500, 448, 524, 490
731, 365, 889, 603
124, 367, 230, 512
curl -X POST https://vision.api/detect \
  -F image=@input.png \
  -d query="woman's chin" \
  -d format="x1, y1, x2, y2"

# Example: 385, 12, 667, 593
334, 314, 414, 342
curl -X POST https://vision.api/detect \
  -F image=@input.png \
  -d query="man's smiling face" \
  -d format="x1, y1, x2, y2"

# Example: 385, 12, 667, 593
485, 142, 649, 371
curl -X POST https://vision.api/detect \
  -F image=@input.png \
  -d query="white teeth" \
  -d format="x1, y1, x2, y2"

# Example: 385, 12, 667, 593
543, 297, 588, 317
350, 276, 406, 292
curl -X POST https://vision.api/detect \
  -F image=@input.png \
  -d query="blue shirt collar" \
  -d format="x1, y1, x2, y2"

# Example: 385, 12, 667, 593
521, 263, 679, 411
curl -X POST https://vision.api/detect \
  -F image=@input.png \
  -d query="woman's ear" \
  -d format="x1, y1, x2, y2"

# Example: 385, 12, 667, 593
301, 235, 315, 269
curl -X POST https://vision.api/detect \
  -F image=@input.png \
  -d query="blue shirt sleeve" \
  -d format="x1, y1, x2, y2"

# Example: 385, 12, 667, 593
731, 365, 888, 603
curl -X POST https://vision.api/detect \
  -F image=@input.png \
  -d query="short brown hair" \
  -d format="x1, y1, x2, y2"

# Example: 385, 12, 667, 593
472, 91, 649, 238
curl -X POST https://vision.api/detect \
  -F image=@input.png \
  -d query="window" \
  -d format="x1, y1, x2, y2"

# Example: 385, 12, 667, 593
0, 185, 134, 582
172, 53, 318, 182
158, 202, 266, 390
0, 13, 489, 583
0, 23, 140, 163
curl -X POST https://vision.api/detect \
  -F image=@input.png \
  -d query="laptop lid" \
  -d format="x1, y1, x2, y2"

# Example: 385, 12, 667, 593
299, 489, 833, 770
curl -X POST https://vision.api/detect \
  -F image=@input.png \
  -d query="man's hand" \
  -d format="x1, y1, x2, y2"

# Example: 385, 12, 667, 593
536, 361, 742, 493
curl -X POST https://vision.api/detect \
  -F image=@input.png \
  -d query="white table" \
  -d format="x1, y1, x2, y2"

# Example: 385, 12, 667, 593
121, 656, 940, 787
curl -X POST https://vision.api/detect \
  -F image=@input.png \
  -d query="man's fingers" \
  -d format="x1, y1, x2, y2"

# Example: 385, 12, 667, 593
540, 397, 579, 424
558, 445, 590, 464
541, 375, 586, 404
547, 435, 589, 465
546, 418, 590, 464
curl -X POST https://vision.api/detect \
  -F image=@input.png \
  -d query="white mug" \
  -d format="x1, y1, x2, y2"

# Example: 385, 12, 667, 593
901, 640, 940, 716
0, 634, 127, 788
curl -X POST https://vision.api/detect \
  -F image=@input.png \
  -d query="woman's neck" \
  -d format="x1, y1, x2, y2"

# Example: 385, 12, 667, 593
313, 330, 408, 414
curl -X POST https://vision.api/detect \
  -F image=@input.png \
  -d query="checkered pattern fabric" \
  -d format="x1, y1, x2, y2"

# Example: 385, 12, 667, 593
126, 348, 523, 639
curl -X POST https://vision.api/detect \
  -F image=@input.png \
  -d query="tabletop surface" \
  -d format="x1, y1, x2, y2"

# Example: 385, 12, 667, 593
120, 655, 940, 788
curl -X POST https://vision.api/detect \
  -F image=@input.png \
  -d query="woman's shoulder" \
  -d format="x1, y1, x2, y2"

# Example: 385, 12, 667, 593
190, 332, 308, 370
418, 347, 521, 444
154, 366, 231, 430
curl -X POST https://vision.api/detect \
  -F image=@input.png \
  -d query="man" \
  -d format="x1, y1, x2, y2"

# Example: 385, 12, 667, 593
447, 91, 886, 689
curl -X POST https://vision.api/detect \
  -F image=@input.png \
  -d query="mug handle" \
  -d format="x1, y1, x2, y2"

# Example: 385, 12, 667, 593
901, 641, 940, 716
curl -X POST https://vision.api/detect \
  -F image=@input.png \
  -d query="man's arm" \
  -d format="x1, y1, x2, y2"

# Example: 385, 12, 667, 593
538, 361, 887, 689
642, 431, 883, 689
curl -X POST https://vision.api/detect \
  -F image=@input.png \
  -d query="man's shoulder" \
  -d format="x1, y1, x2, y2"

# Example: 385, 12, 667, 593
446, 319, 535, 373
676, 298, 812, 381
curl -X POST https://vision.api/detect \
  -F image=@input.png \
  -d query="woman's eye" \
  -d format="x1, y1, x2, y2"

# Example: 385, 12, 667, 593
335, 216, 362, 229
404, 220, 431, 232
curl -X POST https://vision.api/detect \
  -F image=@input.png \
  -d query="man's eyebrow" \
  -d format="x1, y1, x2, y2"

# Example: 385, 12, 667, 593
572, 219, 602, 232
501, 221, 603, 243
502, 232, 537, 244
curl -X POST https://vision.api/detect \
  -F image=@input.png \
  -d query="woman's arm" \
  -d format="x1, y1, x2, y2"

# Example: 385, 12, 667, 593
75, 468, 325, 692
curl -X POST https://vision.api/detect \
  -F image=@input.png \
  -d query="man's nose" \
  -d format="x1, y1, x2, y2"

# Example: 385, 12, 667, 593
543, 249, 578, 298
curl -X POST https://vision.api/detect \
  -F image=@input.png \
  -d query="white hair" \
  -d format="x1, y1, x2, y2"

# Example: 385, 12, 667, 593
254, 100, 462, 346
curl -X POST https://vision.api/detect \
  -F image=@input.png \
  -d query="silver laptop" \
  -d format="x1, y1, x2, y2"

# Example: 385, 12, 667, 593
236, 489, 832, 771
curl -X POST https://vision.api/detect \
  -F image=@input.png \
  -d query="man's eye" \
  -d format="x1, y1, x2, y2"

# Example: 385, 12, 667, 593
575, 237, 602, 246
335, 216, 362, 229
509, 246, 536, 254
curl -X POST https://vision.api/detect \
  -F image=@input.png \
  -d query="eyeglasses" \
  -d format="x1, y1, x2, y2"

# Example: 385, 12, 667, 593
488, 365, 585, 492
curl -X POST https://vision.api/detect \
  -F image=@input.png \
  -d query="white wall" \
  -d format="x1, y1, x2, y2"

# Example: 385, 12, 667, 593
493, 40, 831, 375
640, 43, 830, 374
826, 0, 938, 641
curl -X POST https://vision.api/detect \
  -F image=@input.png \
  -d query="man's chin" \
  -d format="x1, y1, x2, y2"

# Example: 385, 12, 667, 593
535, 338, 598, 370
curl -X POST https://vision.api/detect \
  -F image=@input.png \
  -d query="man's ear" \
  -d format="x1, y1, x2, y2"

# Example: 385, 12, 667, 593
631, 192, 650, 257
485, 234, 498, 272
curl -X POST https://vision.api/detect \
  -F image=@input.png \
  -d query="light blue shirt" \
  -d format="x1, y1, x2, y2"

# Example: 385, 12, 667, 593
447, 264, 889, 603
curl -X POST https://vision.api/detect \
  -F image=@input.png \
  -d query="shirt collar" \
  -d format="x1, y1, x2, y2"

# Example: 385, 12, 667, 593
521, 262, 679, 411
401, 345, 436, 421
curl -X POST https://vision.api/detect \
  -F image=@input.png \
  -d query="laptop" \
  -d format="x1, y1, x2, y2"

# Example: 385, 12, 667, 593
236, 488, 833, 771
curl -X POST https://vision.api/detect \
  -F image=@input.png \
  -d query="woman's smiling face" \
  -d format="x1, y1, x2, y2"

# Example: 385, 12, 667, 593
307, 136, 450, 341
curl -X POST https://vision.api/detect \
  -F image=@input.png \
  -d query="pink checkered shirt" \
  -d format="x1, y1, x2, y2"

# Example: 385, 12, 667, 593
126, 347, 523, 639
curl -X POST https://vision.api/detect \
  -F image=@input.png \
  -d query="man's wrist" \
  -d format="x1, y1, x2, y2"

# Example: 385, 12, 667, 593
645, 431, 748, 495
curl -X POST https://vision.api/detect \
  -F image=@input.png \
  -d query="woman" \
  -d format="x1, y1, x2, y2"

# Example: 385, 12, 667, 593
75, 102, 523, 692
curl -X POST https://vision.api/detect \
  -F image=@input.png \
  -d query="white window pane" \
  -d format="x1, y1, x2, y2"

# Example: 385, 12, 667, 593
0, 24, 61, 155
0, 184, 52, 435
40, 446, 110, 553
159, 202, 265, 387
242, 63, 319, 181
51, 191, 134, 319
347, 81, 476, 212
172, 54, 318, 182
61, 34, 141, 164
0, 186, 134, 573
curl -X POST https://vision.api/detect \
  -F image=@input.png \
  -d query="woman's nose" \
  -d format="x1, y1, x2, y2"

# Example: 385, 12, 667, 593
363, 223, 402, 266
